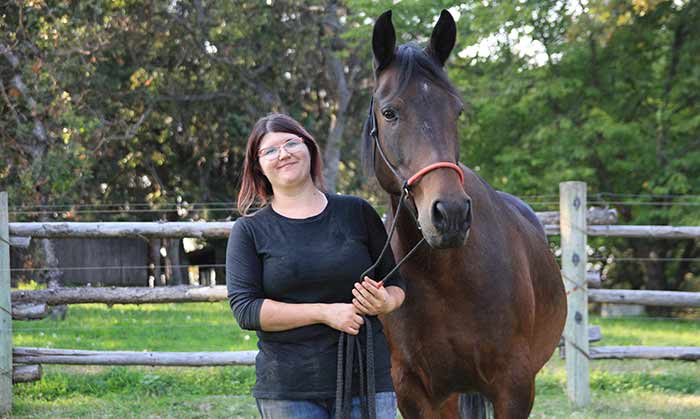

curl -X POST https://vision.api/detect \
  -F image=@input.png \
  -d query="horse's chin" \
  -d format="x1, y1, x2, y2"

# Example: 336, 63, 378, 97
425, 228, 470, 249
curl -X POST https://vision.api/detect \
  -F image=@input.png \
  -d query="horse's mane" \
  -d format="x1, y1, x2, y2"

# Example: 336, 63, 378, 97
362, 44, 463, 175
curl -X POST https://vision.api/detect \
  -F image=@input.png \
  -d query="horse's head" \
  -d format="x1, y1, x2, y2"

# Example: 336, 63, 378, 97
364, 10, 472, 249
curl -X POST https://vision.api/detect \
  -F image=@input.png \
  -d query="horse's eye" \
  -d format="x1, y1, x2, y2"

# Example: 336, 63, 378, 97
382, 109, 397, 121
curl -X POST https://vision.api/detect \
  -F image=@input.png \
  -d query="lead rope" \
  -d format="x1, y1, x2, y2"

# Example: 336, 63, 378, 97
335, 187, 425, 419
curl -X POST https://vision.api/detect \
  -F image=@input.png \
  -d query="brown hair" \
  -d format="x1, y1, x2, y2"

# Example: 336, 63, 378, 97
237, 113, 325, 215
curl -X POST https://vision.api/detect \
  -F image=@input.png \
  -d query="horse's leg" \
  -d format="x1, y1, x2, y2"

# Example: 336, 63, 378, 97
437, 393, 460, 419
488, 374, 535, 419
393, 368, 441, 419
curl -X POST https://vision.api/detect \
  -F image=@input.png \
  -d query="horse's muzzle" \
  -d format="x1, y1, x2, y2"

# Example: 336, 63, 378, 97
428, 197, 472, 248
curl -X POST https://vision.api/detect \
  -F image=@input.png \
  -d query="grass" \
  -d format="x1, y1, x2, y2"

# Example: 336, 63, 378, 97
9, 302, 700, 418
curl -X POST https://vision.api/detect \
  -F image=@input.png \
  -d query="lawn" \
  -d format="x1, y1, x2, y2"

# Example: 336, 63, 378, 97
9, 302, 700, 418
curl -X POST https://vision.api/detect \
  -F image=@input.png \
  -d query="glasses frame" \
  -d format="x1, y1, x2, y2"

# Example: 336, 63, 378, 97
257, 137, 305, 161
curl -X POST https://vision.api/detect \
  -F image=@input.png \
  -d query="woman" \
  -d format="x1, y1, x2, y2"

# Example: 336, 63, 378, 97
226, 113, 405, 419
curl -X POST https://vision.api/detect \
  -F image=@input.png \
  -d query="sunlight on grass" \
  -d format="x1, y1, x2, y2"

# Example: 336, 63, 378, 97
13, 302, 257, 352
591, 316, 700, 346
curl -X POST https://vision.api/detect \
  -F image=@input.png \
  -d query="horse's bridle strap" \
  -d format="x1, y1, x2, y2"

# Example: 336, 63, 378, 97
406, 162, 464, 187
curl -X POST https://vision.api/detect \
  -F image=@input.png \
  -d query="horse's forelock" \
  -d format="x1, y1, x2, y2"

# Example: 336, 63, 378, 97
392, 44, 461, 102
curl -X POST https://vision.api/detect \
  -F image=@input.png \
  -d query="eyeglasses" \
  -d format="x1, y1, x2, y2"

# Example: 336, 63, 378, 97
258, 137, 305, 161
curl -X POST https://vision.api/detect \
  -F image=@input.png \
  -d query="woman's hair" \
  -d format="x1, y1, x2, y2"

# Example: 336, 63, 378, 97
237, 113, 325, 215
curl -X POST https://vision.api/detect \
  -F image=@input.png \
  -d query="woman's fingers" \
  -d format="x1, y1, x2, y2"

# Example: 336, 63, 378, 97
355, 282, 377, 300
353, 286, 378, 309
345, 312, 365, 335
353, 300, 370, 315
352, 294, 374, 314
363, 276, 382, 290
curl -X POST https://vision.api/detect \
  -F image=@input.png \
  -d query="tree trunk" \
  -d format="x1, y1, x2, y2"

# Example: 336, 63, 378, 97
320, 2, 353, 193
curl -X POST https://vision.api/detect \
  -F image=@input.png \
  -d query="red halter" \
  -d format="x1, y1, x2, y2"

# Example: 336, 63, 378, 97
406, 162, 464, 187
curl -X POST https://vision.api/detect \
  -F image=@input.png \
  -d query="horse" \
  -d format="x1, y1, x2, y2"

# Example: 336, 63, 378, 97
364, 10, 567, 419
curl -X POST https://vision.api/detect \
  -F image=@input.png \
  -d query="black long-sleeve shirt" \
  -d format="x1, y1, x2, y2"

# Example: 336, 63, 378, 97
226, 193, 405, 399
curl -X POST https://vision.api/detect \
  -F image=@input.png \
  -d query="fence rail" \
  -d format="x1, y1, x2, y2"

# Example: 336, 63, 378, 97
544, 225, 700, 238
9, 221, 233, 239
12, 285, 227, 306
12, 222, 699, 241
590, 346, 700, 361
588, 289, 700, 308
13, 347, 257, 366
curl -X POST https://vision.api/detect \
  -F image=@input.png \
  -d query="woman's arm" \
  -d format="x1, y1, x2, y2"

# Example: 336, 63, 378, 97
259, 300, 365, 334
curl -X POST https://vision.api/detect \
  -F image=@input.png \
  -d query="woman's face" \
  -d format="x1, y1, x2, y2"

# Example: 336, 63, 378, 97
257, 131, 312, 191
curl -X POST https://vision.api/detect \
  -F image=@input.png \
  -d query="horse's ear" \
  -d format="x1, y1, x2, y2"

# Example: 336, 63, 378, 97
372, 10, 396, 73
426, 9, 456, 67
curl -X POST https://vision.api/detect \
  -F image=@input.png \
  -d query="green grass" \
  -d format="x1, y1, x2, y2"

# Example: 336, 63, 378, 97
10, 304, 700, 418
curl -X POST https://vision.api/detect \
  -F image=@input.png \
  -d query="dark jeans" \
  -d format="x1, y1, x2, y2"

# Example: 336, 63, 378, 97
256, 392, 397, 419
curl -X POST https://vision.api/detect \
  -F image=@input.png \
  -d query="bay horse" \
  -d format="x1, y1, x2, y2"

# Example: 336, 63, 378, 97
365, 10, 567, 419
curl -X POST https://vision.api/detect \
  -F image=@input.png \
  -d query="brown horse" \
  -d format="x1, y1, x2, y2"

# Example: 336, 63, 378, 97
364, 10, 567, 419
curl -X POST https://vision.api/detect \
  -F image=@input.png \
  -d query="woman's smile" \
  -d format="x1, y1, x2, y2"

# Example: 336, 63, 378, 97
277, 161, 297, 170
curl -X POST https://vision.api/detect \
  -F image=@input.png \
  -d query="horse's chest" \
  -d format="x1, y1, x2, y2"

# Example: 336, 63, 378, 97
387, 304, 474, 375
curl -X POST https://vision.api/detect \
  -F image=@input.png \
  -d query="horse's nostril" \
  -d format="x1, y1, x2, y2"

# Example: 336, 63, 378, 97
432, 200, 448, 231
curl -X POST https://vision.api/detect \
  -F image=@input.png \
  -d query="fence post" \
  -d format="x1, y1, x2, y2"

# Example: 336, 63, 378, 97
0, 192, 12, 414
559, 181, 590, 407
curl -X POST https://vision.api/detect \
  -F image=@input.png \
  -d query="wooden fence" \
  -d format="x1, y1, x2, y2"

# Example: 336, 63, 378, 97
1, 183, 699, 413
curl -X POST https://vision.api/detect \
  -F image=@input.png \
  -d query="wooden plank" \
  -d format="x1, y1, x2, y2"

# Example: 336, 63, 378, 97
11, 303, 49, 320
586, 271, 601, 288
545, 225, 700, 238
9, 221, 234, 239
589, 289, 700, 308
560, 181, 590, 407
0, 192, 12, 414
537, 207, 617, 225
590, 346, 700, 361
588, 225, 700, 238
12, 364, 41, 383
12, 285, 227, 305
11, 221, 700, 239
13, 347, 257, 366
9, 236, 30, 248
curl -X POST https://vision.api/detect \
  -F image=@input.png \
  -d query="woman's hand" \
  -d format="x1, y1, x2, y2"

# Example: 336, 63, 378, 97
322, 303, 365, 335
352, 276, 394, 316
